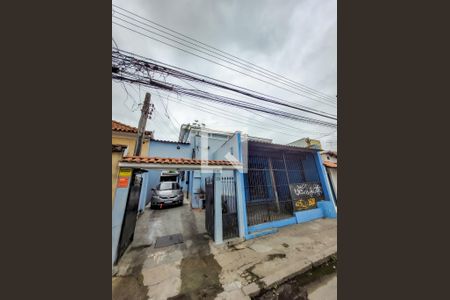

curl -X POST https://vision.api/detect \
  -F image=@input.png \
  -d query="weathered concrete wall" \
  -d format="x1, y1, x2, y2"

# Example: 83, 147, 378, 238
327, 168, 337, 196
314, 152, 337, 217
320, 153, 337, 199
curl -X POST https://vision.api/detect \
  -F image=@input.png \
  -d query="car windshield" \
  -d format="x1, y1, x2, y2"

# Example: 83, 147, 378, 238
158, 182, 179, 190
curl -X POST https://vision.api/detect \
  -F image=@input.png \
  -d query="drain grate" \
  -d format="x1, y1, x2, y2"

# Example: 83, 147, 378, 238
154, 233, 184, 248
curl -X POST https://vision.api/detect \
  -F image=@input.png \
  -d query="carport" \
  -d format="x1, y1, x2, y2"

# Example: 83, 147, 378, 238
112, 155, 244, 266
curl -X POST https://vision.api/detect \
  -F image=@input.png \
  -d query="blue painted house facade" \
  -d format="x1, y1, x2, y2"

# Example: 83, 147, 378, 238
137, 124, 336, 240
113, 124, 336, 267
242, 139, 336, 239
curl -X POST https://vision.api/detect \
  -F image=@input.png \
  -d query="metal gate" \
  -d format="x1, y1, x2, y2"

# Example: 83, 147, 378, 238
116, 171, 142, 263
205, 176, 239, 240
245, 153, 304, 226
205, 177, 215, 239
221, 177, 239, 240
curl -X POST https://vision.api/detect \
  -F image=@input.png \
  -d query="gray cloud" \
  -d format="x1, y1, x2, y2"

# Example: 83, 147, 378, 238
112, 0, 337, 149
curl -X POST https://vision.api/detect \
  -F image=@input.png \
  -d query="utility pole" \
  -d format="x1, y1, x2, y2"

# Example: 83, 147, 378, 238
134, 92, 154, 156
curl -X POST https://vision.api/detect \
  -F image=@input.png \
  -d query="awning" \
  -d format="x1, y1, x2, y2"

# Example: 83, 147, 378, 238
118, 156, 242, 170
323, 160, 337, 168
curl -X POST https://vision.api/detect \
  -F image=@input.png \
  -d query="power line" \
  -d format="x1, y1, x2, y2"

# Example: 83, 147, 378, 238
153, 100, 178, 135
112, 37, 119, 48
174, 76, 328, 134
114, 47, 336, 118
111, 12, 336, 104
113, 81, 333, 141
112, 20, 337, 109
160, 92, 307, 139
154, 92, 181, 133
112, 4, 336, 103
112, 48, 337, 121
316, 129, 337, 139
152, 109, 179, 139
154, 89, 329, 139
111, 16, 336, 107
112, 69, 337, 128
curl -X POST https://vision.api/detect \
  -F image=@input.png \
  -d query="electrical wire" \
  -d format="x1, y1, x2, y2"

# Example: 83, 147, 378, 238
112, 4, 337, 103
154, 92, 182, 133
112, 48, 337, 121
152, 109, 179, 139
114, 47, 336, 118
174, 76, 328, 134
112, 69, 337, 128
112, 12, 336, 104
161, 93, 305, 139
155, 89, 330, 139
112, 21, 337, 108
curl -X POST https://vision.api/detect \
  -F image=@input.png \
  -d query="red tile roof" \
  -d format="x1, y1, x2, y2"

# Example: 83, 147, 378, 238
121, 156, 241, 166
323, 161, 337, 168
112, 120, 152, 136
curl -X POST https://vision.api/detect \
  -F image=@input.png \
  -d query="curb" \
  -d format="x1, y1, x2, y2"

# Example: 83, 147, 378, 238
241, 251, 337, 297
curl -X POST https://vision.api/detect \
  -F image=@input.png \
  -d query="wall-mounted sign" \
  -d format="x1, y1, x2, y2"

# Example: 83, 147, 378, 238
119, 168, 132, 177
294, 198, 317, 211
117, 177, 129, 188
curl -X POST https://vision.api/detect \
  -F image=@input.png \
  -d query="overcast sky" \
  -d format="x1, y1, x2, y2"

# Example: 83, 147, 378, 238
112, 0, 337, 150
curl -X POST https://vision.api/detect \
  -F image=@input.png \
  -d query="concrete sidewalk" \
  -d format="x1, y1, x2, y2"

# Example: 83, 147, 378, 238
112, 201, 336, 300
211, 218, 337, 299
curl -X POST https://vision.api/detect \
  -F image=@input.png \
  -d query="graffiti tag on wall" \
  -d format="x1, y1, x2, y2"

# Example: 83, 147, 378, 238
294, 198, 317, 211
289, 182, 324, 199
289, 182, 324, 211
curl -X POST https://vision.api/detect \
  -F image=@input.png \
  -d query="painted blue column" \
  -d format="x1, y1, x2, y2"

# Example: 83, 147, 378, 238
112, 168, 132, 267
236, 132, 249, 237
192, 171, 201, 208
314, 152, 337, 217
235, 169, 246, 238
214, 169, 223, 244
